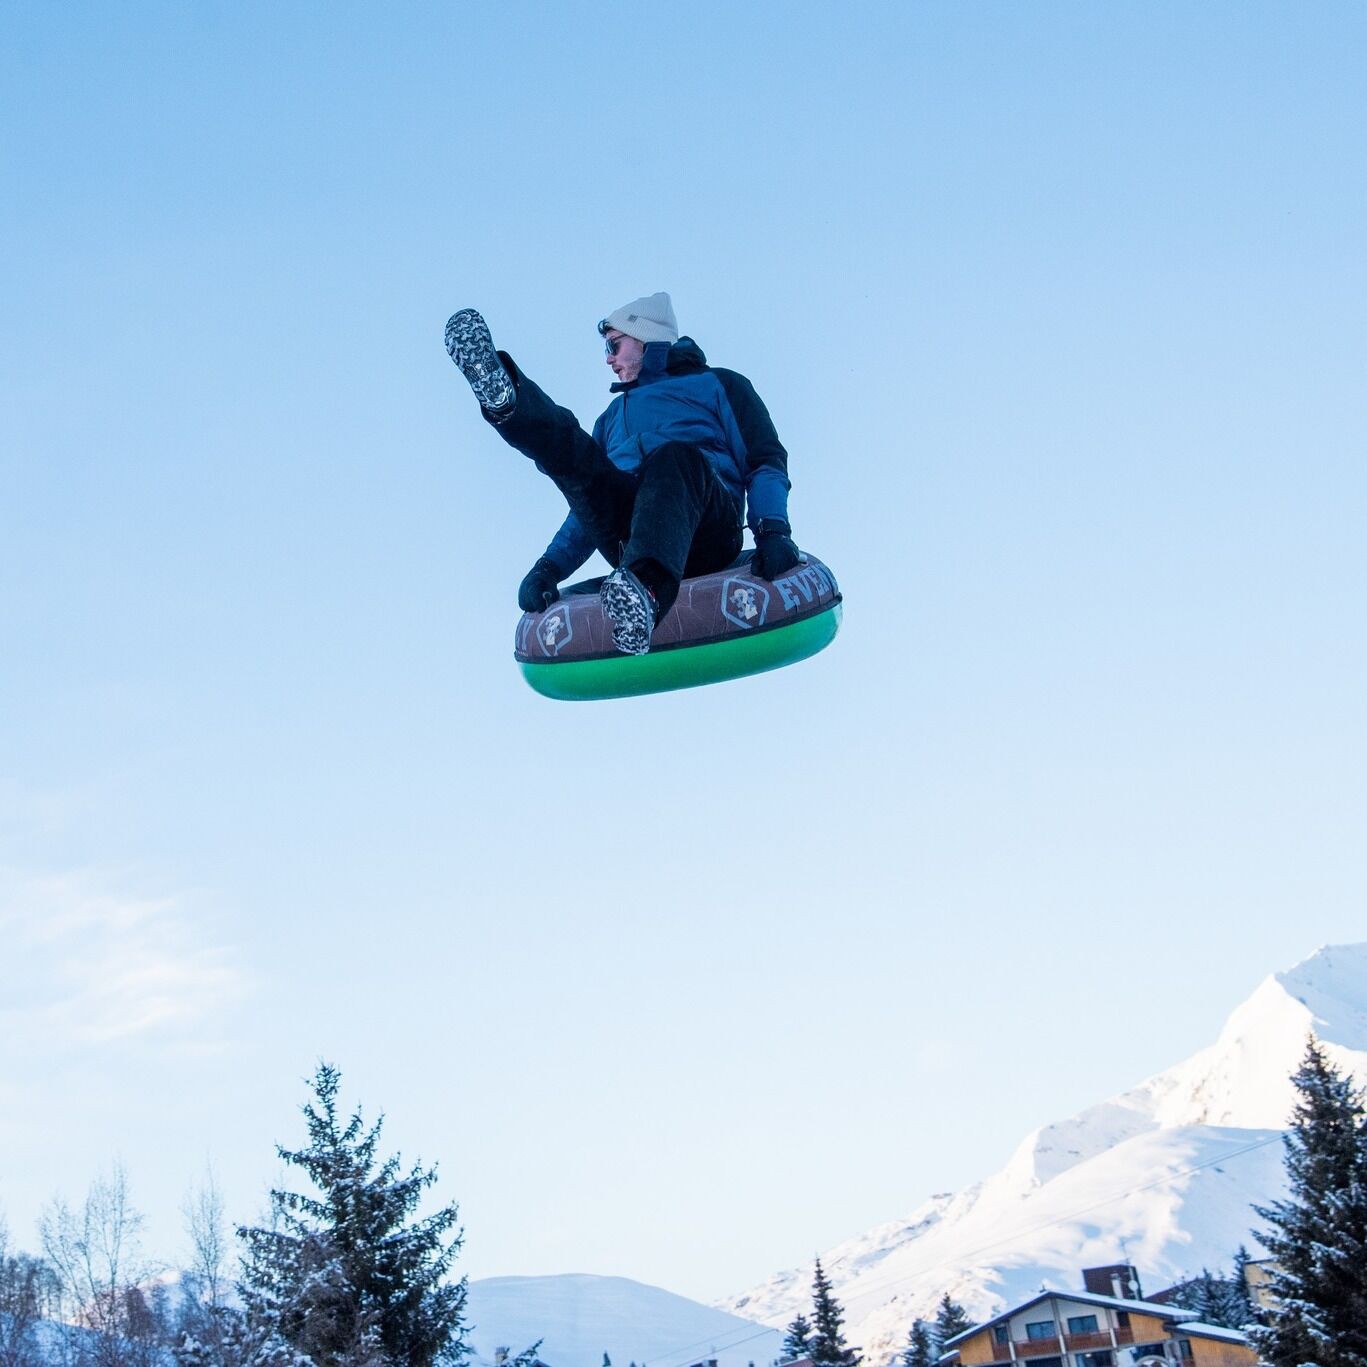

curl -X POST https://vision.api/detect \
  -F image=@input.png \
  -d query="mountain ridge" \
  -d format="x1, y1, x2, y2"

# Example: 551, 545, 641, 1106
718, 942, 1367, 1365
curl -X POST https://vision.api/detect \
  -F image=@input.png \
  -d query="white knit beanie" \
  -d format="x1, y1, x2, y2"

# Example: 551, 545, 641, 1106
597, 291, 679, 345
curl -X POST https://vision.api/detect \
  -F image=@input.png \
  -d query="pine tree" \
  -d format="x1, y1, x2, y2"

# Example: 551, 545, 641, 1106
1229, 1245, 1260, 1327
901, 1319, 934, 1367
1251, 1036, 1367, 1367
237, 1063, 471, 1367
1189, 1269, 1248, 1329
808, 1261, 858, 1367
782, 1312, 812, 1361
930, 1295, 972, 1354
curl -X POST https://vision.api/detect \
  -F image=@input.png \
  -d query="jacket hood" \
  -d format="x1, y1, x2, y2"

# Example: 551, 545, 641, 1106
611, 336, 708, 392
666, 336, 707, 371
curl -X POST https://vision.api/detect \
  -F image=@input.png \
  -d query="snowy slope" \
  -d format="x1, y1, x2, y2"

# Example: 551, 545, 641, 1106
720, 943, 1367, 1366
467, 1274, 783, 1367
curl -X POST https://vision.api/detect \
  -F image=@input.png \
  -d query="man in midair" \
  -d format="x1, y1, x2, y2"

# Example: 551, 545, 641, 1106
444, 291, 801, 654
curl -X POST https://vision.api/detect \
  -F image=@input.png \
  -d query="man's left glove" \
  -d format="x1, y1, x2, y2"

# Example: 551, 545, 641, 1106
751, 519, 802, 580
518, 555, 564, 612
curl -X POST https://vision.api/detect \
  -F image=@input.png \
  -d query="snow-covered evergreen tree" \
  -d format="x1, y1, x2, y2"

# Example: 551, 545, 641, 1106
172, 1294, 273, 1367
1156, 1263, 1257, 1330
900, 1319, 934, 1367
236, 1063, 470, 1367
1251, 1036, 1367, 1367
929, 1290, 973, 1356
781, 1312, 812, 1361
1229, 1245, 1260, 1327
929, 1295, 972, 1354
1191, 1269, 1242, 1328
172, 1274, 247, 1366
807, 1261, 858, 1367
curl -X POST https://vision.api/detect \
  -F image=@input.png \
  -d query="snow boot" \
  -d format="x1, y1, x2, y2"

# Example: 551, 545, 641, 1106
600, 566, 659, 655
445, 309, 515, 416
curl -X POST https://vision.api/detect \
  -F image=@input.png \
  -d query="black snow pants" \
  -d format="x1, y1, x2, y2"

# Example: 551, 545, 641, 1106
488, 354, 743, 616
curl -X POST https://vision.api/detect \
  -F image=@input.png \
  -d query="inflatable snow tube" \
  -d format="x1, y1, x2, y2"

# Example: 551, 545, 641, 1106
514, 552, 842, 701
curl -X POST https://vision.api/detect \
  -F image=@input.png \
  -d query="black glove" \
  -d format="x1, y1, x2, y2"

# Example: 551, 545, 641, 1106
518, 556, 564, 613
751, 520, 802, 580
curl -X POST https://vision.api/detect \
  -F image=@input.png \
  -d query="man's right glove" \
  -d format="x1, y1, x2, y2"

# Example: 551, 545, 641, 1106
751, 519, 802, 580
518, 555, 564, 613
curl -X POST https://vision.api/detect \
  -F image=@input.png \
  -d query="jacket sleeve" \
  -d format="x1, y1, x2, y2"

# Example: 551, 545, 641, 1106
713, 368, 792, 530
543, 512, 595, 578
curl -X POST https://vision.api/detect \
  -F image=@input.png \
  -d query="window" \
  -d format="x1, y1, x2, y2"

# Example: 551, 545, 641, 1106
1179, 1343, 1194, 1361
1025, 1322, 1056, 1342
1116, 1311, 1131, 1328
994, 1326, 1009, 1345
1067, 1315, 1100, 1334
1078, 1355, 1113, 1367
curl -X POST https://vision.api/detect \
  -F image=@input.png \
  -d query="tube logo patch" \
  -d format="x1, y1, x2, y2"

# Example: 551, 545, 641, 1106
722, 578, 770, 630
537, 607, 574, 656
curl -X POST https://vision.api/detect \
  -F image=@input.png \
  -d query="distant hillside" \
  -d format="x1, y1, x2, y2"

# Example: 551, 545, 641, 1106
467, 1274, 783, 1367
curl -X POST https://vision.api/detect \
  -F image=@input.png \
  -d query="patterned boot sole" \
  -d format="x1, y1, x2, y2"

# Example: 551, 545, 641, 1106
444, 309, 515, 413
600, 569, 656, 655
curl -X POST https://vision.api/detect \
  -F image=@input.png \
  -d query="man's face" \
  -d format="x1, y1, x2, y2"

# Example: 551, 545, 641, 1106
604, 328, 645, 384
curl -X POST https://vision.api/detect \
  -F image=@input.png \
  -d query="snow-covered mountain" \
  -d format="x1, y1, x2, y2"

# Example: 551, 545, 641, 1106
719, 943, 1367, 1366
467, 1274, 783, 1367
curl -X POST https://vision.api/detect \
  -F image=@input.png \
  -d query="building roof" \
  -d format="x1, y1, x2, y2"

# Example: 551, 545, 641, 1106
1179, 1322, 1253, 1344
942, 1289, 1199, 1348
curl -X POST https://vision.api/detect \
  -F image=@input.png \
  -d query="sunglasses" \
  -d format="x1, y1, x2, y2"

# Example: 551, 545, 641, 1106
604, 333, 632, 357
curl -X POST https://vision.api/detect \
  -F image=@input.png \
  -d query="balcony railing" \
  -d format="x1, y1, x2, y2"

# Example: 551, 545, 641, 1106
986, 1323, 1139, 1361
1014, 1338, 1062, 1358
1065, 1330, 1114, 1351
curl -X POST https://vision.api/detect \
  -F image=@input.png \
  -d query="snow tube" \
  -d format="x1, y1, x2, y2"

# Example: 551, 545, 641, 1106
514, 552, 842, 701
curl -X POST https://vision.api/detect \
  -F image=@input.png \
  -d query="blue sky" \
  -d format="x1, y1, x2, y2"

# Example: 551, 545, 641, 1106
2, 1, 1365, 1305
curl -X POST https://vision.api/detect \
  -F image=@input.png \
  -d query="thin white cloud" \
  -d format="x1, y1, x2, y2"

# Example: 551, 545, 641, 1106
0, 868, 246, 1049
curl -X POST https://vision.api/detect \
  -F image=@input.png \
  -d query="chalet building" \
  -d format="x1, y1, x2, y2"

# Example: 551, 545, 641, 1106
1239, 1259, 1280, 1315
939, 1288, 1258, 1367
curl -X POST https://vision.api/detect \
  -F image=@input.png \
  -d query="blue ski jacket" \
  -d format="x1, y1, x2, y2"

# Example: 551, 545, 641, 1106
544, 337, 792, 574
